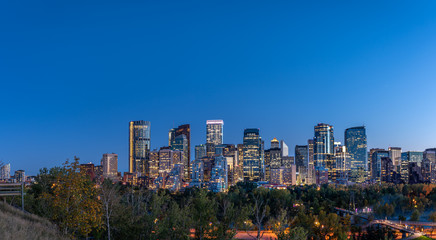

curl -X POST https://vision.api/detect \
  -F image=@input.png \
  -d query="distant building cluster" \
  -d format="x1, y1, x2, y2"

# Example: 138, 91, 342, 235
0, 164, 33, 184
117, 120, 436, 192
5, 120, 436, 191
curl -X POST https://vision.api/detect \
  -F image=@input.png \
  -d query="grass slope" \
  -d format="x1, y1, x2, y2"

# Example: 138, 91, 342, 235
0, 202, 68, 240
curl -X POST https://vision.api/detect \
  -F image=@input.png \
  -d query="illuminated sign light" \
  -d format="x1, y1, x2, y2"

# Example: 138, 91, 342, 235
206, 120, 224, 125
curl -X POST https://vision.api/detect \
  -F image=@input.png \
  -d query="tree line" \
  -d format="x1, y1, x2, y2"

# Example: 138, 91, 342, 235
7, 157, 436, 239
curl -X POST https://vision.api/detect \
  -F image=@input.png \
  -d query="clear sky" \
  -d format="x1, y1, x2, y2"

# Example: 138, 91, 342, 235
1, 1, 436, 175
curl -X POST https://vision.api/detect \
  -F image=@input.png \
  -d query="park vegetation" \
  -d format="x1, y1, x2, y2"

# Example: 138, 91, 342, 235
5, 158, 436, 239
0, 201, 67, 240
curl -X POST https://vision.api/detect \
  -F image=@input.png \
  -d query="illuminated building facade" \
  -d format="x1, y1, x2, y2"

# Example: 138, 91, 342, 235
282, 164, 297, 185
129, 120, 151, 175
237, 144, 244, 180
243, 128, 264, 181
148, 150, 159, 181
195, 144, 207, 160
424, 148, 436, 164
314, 123, 335, 180
295, 145, 308, 184
190, 158, 204, 187
380, 157, 394, 183
402, 151, 424, 167
165, 164, 184, 191
158, 148, 182, 177
422, 157, 432, 183
271, 138, 279, 149
101, 153, 118, 179
269, 148, 282, 169
344, 126, 367, 182
14, 170, 25, 183
282, 156, 294, 168
334, 145, 351, 181
280, 140, 289, 157
307, 139, 315, 184
401, 151, 424, 183
171, 134, 189, 180
0, 163, 10, 180
389, 147, 402, 170
169, 124, 191, 175
270, 167, 284, 185
270, 165, 296, 185
371, 149, 389, 183
206, 120, 224, 156
209, 156, 228, 192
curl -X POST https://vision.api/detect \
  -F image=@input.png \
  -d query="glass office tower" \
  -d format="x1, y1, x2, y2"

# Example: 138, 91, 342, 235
169, 124, 191, 163
371, 149, 389, 183
314, 123, 335, 179
295, 145, 309, 184
206, 120, 224, 156
171, 134, 190, 180
344, 126, 368, 182
129, 120, 151, 174
243, 128, 263, 181
195, 144, 207, 160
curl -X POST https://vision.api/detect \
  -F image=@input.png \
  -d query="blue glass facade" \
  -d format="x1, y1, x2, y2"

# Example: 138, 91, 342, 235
371, 150, 389, 182
243, 128, 264, 181
129, 120, 151, 174
344, 126, 368, 182
314, 123, 334, 179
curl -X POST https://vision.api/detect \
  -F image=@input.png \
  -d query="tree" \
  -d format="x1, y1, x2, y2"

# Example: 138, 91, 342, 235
410, 209, 421, 221
246, 188, 270, 240
213, 193, 247, 239
270, 209, 308, 240
190, 189, 217, 239
26, 167, 65, 218
315, 211, 348, 240
398, 215, 406, 222
286, 227, 308, 240
270, 209, 288, 239
155, 200, 191, 240
41, 157, 103, 237
429, 212, 436, 236
100, 179, 121, 240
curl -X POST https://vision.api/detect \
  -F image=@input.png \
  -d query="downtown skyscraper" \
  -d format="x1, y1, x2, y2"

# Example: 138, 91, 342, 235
371, 149, 389, 183
314, 123, 335, 179
169, 124, 191, 180
129, 120, 151, 175
344, 126, 367, 182
206, 120, 224, 156
243, 128, 264, 181
295, 145, 309, 184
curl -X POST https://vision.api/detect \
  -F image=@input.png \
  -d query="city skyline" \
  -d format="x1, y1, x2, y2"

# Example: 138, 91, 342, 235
2, 1, 436, 175
3, 118, 436, 176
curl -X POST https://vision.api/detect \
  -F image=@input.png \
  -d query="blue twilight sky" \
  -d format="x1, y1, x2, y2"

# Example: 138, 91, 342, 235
1, 1, 436, 175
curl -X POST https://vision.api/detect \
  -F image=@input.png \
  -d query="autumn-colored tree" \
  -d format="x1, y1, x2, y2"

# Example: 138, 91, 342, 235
41, 157, 103, 237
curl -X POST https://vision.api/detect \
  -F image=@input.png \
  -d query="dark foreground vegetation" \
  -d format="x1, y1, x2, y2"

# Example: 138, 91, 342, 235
4, 158, 436, 239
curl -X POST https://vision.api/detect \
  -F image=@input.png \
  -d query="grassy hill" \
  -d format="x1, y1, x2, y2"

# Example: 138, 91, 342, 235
0, 202, 68, 240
